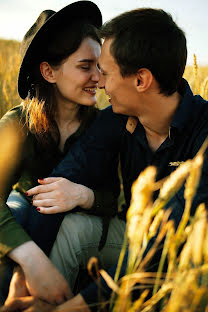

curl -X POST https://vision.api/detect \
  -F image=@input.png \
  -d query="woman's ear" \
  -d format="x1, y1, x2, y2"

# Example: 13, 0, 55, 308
40, 62, 56, 83
135, 68, 153, 92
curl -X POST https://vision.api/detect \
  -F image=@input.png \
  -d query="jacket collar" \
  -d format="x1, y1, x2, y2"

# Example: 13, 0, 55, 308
170, 79, 195, 131
125, 79, 202, 134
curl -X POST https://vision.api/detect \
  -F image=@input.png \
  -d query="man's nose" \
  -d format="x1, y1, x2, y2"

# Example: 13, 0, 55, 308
98, 75, 105, 89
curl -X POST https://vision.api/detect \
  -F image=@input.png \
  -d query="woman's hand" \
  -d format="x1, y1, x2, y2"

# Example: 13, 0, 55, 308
1, 294, 90, 312
26, 177, 94, 214
5, 266, 29, 304
1, 296, 56, 312
8, 242, 73, 305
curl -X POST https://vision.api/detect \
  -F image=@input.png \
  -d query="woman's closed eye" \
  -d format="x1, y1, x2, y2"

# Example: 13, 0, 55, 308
80, 65, 90, 70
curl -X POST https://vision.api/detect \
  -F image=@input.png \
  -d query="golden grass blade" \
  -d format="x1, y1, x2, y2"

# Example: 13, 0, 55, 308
175, 154, 204, 244
191, 204, 207, 266
110, 229, 128, 309
128, 289, 149, 312
200, 76, 208, 99
141, 283, 173, 312
99, 269, 120, 294
193, 54, 199, 95
152, 160, 192, 216
153, 223, 174, 295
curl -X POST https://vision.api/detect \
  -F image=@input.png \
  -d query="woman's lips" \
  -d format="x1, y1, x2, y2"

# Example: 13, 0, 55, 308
83, 87, 97, 95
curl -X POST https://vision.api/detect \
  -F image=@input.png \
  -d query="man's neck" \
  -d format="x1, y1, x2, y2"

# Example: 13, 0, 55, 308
138, 91, 181, 152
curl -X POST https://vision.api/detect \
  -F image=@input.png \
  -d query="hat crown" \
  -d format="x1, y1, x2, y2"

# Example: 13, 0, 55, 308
20, 10, 55, 59
18, 1, 102, 99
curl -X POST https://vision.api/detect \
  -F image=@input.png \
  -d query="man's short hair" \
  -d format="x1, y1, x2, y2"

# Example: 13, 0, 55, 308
100, 8, 187, 96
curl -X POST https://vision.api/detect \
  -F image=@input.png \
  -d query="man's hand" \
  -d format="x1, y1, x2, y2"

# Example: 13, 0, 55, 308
1, 296, 56, 312
8, 242, 73, 304
5, 266, 29, 304
26, 177, 95, 214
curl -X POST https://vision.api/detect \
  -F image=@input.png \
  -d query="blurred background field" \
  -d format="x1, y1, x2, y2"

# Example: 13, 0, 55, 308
0, 38, 208, 118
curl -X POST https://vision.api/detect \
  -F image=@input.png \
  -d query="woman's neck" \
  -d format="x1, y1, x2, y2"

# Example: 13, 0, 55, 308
55, 101, 81, 152
55, 100, 80, 125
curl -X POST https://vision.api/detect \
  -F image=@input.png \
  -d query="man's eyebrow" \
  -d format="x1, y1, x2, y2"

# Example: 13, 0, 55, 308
78, 59, 94, 63
98, 64, 106, 73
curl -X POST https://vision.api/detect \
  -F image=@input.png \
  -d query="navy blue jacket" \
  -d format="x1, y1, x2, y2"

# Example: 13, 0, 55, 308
30, 79, 208, 307
52, 79, 208, 221
49, 79, 208, 307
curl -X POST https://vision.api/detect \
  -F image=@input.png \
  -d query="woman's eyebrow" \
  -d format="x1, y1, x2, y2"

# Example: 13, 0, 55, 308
78, 59, 94, 63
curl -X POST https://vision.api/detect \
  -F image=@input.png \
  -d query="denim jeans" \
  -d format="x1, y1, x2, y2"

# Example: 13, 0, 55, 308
0, 190, 31, 304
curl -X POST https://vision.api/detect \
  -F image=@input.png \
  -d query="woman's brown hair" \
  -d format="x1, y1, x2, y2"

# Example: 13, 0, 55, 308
22, 20, 101, 145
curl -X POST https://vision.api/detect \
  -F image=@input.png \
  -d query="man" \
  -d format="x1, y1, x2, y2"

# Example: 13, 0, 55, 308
3, 7, 208, 312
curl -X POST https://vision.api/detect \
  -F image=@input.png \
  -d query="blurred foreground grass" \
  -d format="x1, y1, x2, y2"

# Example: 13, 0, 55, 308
96, 139, 208, 312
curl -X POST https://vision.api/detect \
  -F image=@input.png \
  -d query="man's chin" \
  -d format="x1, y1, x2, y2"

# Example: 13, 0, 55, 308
112, 104, 127, 116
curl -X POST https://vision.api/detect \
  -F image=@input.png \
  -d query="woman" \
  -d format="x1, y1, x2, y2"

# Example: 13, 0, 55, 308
0, 1, 120, 305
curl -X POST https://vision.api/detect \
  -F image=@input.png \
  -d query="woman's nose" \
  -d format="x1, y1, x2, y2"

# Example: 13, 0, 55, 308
91, 66, 100, 82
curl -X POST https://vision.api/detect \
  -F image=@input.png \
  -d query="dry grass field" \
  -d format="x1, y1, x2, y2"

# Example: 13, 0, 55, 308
1, 38, 208, 311
0, 39, 208, 117
0, 39, 21, 117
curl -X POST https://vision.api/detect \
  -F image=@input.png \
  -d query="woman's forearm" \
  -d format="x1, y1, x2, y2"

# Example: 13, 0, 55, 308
8, 241, 73, 304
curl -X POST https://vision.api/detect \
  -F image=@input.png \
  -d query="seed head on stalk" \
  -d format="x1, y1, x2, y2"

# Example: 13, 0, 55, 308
127, 166, 157, 221
175, 154, 204, 244
191, 204, 207, 266
152, 160, 192, 216
127, 166, 157, 271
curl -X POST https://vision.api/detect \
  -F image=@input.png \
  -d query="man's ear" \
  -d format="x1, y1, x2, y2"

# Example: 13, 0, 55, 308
40, 62, 56, 83
135, 68, 153, 92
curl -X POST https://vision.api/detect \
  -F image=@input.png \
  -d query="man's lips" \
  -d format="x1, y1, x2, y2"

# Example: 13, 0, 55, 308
106, 93, 112, 103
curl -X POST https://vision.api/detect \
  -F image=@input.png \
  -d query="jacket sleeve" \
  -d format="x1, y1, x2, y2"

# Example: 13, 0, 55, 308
89, 189, 118, 217
0, 107, 31, 259
50, 107, 125, 216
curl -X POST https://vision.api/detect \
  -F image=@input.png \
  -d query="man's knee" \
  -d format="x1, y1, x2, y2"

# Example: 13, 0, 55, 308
59, 213, 102, 246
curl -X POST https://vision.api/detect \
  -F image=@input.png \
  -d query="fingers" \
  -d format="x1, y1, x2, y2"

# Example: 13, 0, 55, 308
2, 297, 36, 312
26, 177, 63, 196
64, 288, 74, 301
36, 206, 63, 214
53, 281, 73, 304
38, 177, 63, 185
32, 191, 54, 201
27, 184, 54, 196
32, 198, 55, 208
2, 297, 56, 312
5, 265, 29, 303
23, 300, 56, 312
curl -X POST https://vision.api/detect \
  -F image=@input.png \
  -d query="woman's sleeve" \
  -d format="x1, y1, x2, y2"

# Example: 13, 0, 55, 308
50, 107, 125, 215
0, 107, 31, 259
27, 108, 124, 255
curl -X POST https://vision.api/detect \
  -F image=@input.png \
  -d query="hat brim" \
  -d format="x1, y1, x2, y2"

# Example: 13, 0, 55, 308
18, 1, 102, 99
